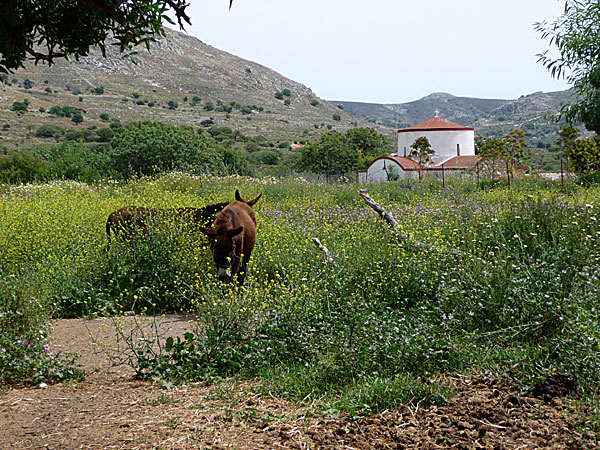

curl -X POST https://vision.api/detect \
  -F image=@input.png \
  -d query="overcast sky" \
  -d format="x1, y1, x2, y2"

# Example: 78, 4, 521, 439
177, 0, 571, 104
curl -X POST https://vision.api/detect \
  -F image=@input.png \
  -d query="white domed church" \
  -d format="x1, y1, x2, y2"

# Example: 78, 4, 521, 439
360, 112, 482, 182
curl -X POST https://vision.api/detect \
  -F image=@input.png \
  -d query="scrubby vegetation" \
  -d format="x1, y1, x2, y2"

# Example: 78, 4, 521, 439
0, 174, 599, 425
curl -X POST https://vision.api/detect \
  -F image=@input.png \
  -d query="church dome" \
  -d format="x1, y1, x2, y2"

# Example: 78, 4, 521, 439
399, 117, 474, 133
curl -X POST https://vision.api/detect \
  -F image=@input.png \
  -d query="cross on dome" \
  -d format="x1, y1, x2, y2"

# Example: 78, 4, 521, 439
434, 109, 440, 118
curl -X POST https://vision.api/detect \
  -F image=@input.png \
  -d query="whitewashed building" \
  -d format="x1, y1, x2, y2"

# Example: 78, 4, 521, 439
360, 113, 482, 182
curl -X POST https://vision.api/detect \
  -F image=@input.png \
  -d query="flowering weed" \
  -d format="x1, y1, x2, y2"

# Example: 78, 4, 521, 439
1, 175, 599, 415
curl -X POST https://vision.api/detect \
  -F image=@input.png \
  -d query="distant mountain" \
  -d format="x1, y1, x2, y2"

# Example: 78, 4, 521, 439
0, 28, 376, 150
330, 90, 585, 172
0, 28, 580, 171
330, 90, 577, 146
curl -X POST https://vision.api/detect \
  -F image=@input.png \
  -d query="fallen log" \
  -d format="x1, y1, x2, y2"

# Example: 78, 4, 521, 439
358, 189, 489, 265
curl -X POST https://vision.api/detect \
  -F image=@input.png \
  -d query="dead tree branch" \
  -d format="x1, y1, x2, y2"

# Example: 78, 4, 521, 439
311, 237, 335, 264
358, 189, 489, 265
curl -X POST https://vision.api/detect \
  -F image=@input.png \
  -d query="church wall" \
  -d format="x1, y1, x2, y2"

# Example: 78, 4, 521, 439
398, 129, 475, 158
365, 158, 418, 182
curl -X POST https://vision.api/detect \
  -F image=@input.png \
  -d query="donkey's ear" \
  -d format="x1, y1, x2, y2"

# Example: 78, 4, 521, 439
227, 226, 244, 238
235, 189, 243, 202
200, 227, 217, 238
246, 192, 262, 207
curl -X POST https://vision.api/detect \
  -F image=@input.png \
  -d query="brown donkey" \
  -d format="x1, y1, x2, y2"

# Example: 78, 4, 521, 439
105, 201, 229, 251
200, 190, 261, 284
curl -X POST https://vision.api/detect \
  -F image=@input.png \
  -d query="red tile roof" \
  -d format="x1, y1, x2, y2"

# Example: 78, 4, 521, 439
368, 156, 482, 173
399, 117, 474, 133
386, 156, 419, 170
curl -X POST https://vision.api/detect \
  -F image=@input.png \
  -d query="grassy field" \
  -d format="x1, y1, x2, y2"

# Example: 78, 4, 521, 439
1, 174, 599, 422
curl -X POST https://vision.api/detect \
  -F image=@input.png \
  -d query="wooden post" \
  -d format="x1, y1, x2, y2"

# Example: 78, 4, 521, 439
442, 163, 445, 189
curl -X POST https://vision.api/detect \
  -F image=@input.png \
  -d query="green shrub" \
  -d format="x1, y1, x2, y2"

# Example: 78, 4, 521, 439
11, 101, 27, 114
252, 149, 280, 165
96, 127, 114, 142
0, 152, 45, 183
34, 141, 112, 181
109, 121, 225, 178
49, 105, 80, 118
218, 148, 252, 175
71, 112, 83, 124
64, 130, 85, 141
35, 124, 64, 138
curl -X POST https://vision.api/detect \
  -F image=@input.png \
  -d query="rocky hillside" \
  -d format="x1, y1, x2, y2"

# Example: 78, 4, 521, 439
332, 90, 579, 147
0, 28, 379, 149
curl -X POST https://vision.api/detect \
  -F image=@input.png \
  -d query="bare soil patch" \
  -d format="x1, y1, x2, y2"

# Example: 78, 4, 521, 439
0, 316, 597, 449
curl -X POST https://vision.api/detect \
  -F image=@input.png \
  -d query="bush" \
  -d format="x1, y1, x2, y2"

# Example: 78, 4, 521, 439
49, 105, 81, 118
252, 149, 281, 165
218, 148, 252, 175
274, 91, 284, 100
34, 141, 113, 181
11, 101, 27, 114
35, 124, 64, 138
0, 152, 45, 183
96, 127, 114, 142
109, 121, 225, 178
99, 113, 110, 121
577, 171, 600, 186
311, 99, 319, 107
71, 112, 83, 124
64, 130, 85, 141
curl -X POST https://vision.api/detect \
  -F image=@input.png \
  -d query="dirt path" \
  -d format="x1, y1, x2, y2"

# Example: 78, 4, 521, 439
0, 316, 597, 449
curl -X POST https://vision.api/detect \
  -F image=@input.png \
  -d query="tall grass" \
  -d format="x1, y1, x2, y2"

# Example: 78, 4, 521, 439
1, 174, 599, 420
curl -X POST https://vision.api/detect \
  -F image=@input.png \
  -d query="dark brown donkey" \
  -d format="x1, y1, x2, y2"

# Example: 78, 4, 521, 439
106, 201, 229, 251
200, 190, 261, 284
